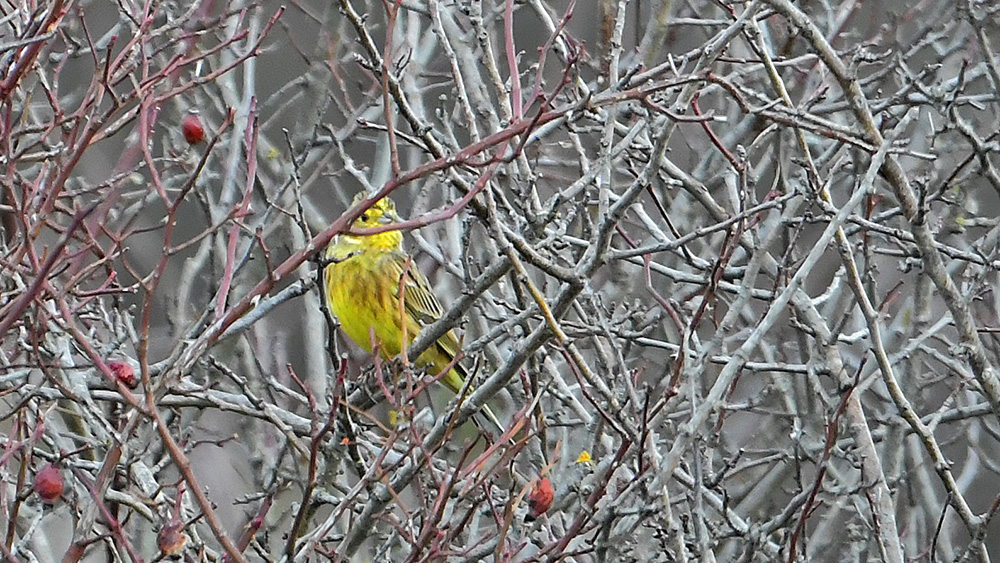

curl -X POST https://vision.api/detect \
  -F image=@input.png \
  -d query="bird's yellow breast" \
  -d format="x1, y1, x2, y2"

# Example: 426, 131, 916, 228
325, 250, 407, 358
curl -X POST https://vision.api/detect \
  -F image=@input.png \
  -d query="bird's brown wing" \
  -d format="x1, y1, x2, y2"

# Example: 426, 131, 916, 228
393, 256, 444, 323
388, 253, 464, 362
390, 253, 507, 435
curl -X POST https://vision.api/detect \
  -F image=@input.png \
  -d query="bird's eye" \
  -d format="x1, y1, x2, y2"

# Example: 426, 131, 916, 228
360, 213, 369, 222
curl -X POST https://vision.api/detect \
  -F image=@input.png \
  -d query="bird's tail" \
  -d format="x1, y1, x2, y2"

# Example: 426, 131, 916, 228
476, 404, 507, 436
443, 363, 511, 442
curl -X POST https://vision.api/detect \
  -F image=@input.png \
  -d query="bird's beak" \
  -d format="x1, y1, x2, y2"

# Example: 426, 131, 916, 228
378, 213, 396, 224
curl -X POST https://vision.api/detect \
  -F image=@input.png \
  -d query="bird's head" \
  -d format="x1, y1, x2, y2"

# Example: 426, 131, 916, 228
326, 193, 404, 258
351, 193, 398, 229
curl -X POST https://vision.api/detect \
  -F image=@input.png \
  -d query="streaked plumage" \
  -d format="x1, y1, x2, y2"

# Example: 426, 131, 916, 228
324, 194, 503, 433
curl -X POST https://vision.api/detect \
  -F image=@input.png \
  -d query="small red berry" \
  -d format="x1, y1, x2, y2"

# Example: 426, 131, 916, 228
33, 463, 64, 504
108, 361, 137, 388
158, 520, 186, 556
526, 477, 553, 521
182, 114, 205, 145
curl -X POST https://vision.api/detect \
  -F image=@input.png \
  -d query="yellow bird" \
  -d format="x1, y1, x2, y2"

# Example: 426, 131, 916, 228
324, 194, 504, 434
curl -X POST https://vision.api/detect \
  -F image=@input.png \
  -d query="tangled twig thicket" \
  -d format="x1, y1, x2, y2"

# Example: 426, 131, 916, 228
3, 1, 1000, 561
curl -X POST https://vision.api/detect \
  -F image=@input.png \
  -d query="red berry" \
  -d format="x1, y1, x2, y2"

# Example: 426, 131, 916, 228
526, 477, 553, 521
108, 361, 136, 388
182, 114, 205, 145
158, 521, 186, 556
33, 463, 64, 504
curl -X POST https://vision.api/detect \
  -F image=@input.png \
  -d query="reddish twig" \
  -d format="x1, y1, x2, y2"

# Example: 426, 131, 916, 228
787, 363, 863, 562
216, 98, 260, 318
